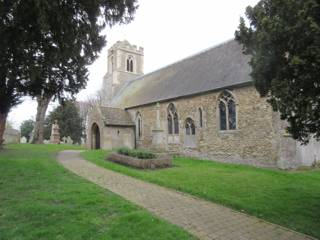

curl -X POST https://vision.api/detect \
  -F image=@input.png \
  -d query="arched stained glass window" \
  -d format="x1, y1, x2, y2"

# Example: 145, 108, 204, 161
219, 101, 227, 130
228, 100, 236, 130
168, 114, 173, 134
218, 91, 237, 130
136, 112, 142, 139
199, 108, 203, 127
174, 113, 179, 134
185, 118, 195, 135
138, 118, 141, 138
167, 103, 179, 135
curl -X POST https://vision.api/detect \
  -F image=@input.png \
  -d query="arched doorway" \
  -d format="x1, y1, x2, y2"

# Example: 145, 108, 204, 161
91, 123, 101, 149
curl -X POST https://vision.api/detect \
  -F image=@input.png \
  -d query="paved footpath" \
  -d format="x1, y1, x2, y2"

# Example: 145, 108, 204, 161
57, 150, 315, 240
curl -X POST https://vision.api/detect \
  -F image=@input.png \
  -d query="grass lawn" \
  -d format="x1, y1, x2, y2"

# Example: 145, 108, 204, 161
83, 150, 320, 239
0, 144, 195, 240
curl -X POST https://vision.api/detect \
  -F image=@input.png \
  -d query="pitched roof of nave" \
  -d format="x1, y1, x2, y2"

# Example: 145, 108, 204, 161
112, 39, 252, 109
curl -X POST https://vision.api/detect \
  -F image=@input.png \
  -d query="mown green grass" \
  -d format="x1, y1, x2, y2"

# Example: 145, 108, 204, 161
83, 149, 320, 239
0, 144, 195, 240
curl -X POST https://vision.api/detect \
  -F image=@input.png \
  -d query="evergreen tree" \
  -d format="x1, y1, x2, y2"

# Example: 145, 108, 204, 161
235, 0, 320, 143
0, 0, 138, 147
20, 119, 35, 142
45, 101, 84, 144
0, 1, 30, 147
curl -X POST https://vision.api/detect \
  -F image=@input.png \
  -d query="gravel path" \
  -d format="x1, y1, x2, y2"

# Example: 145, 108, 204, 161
57, 150, 315, 240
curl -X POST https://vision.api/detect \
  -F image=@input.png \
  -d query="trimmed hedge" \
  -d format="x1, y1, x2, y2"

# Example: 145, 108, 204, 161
117, 147, 156, 159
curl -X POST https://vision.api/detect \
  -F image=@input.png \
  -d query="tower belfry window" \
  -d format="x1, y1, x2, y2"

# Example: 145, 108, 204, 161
110, 56, 114, 72
126, 56, 134, 72
130, 59, 133, 72
126, 58, 130, 71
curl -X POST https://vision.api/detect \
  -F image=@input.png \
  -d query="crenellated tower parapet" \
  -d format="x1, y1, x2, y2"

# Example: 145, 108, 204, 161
102, 40, 144, 106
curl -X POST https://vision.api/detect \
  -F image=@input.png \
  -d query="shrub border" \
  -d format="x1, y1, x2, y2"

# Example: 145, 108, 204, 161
107, 152, 172, 169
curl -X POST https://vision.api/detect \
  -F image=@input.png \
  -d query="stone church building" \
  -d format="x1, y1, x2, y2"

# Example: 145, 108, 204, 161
87, 40, 320, 169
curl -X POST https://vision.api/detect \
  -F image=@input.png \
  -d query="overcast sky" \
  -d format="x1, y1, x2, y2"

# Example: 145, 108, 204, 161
8, 0, 259, 129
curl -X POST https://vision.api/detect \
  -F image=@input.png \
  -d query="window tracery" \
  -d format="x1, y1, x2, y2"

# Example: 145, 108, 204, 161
136, 112, 142, 139
199, 108, 203, 127
167, 103, 179, 134
185, 118, 196, 135
219, 91, 237, 130
126, 56, 134, 72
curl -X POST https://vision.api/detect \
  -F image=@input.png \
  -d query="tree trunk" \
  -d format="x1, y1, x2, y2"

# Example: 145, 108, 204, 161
31, 95, 52, 144
0, 112, 8, 148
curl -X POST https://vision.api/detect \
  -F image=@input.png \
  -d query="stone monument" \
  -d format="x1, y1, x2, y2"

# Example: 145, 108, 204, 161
20, 136, 27, 143
50, 120, 60, 144
66, 136, 73, 145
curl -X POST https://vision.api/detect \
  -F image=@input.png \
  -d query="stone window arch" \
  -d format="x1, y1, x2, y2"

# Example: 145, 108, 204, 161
167, 103, 179, 135
126, 56, 134, 72
130, 59, 133, 72
198, 107, 203, 127
218, 90, 237, 130
136, 112, 142, 139
185, 118, 196, 135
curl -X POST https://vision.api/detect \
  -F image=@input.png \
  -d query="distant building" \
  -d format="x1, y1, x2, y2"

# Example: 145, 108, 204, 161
4, 126, 20, 144
87, 40, 320, 169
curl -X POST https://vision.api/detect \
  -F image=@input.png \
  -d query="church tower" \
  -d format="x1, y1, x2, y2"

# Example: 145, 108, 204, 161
102, 40, 144, 106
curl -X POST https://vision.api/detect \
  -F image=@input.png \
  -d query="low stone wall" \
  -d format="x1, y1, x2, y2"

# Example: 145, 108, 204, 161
107, 152, 172, 169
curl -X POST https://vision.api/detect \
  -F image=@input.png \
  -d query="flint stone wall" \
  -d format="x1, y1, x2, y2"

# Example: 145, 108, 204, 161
88, 85, 319, 169
87, 108, 135, 150
128, 86, 282, 168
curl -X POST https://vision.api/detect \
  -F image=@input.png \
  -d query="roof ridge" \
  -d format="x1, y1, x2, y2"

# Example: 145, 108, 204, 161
136, 39, 234, 79
112, 39, 235, 102
127, 39, 234, 84
100, 106, 125, 110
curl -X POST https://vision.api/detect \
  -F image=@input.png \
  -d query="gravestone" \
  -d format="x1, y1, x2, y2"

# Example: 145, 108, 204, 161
50, 120, 60, 144
20, 136, 27, 143
66, 136, 73, 145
